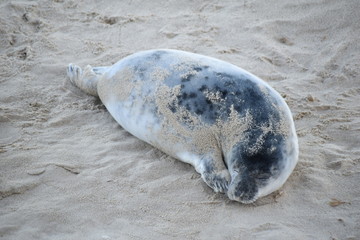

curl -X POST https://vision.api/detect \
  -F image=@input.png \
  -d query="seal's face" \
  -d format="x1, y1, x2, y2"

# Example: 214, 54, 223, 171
227, 168, 276, 203
227, 170, 258, 203
226, 146, 283, 203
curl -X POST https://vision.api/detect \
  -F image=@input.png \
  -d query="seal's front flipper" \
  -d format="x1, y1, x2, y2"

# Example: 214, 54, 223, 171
202, 168, 230, 193
196, 156, 231, 193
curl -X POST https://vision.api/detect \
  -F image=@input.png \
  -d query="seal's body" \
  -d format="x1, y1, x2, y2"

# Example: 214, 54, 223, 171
67, 49, 298, 203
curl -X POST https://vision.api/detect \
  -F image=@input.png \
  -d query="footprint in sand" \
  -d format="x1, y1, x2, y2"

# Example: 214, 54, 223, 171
0, 116, 21, 146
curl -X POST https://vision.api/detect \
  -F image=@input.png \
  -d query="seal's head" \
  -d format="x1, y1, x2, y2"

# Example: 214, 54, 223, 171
226, 154, 278, 204
226, 134, 298, 204
226, 165, 278, 204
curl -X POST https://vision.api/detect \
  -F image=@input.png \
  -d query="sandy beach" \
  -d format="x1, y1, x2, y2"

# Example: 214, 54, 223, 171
1, 0, 359, 239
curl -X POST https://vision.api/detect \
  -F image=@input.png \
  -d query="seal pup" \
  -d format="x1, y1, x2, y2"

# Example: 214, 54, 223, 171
67, 49, 298, 203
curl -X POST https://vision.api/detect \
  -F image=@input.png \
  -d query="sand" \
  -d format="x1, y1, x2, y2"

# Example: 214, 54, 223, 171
0, 0, 359, 239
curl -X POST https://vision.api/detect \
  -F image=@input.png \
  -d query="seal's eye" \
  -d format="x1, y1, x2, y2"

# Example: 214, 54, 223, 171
256, 173, 271, 181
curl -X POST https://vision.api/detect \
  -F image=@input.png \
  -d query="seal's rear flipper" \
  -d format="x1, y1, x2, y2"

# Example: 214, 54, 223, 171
67, 64, 110, 97
92, 66, 109, 75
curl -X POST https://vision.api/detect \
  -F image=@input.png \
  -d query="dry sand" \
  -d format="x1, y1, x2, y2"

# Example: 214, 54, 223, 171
1, 0, 359, 239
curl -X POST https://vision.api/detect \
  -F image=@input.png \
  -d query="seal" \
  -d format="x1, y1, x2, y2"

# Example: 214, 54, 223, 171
67, 49, 299, 203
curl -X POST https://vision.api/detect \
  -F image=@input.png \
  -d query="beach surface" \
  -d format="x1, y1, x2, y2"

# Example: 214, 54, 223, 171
1, 0, 359, 239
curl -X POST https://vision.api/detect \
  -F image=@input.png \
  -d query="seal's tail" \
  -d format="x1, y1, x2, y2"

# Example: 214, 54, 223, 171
67, 64, 109, 97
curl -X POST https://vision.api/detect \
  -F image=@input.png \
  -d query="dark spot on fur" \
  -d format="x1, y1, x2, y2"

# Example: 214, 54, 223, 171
234, 105, 242, 113
182, 114, 190, 121
221, 89, 228, 97
199, 85, 208, 92
169, 104, 177, 113
181, 75, 192, 82
196, 109, 204, 115
148, 50, 167, 61
189, 92, 197, 98
215, 72, 236, 81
